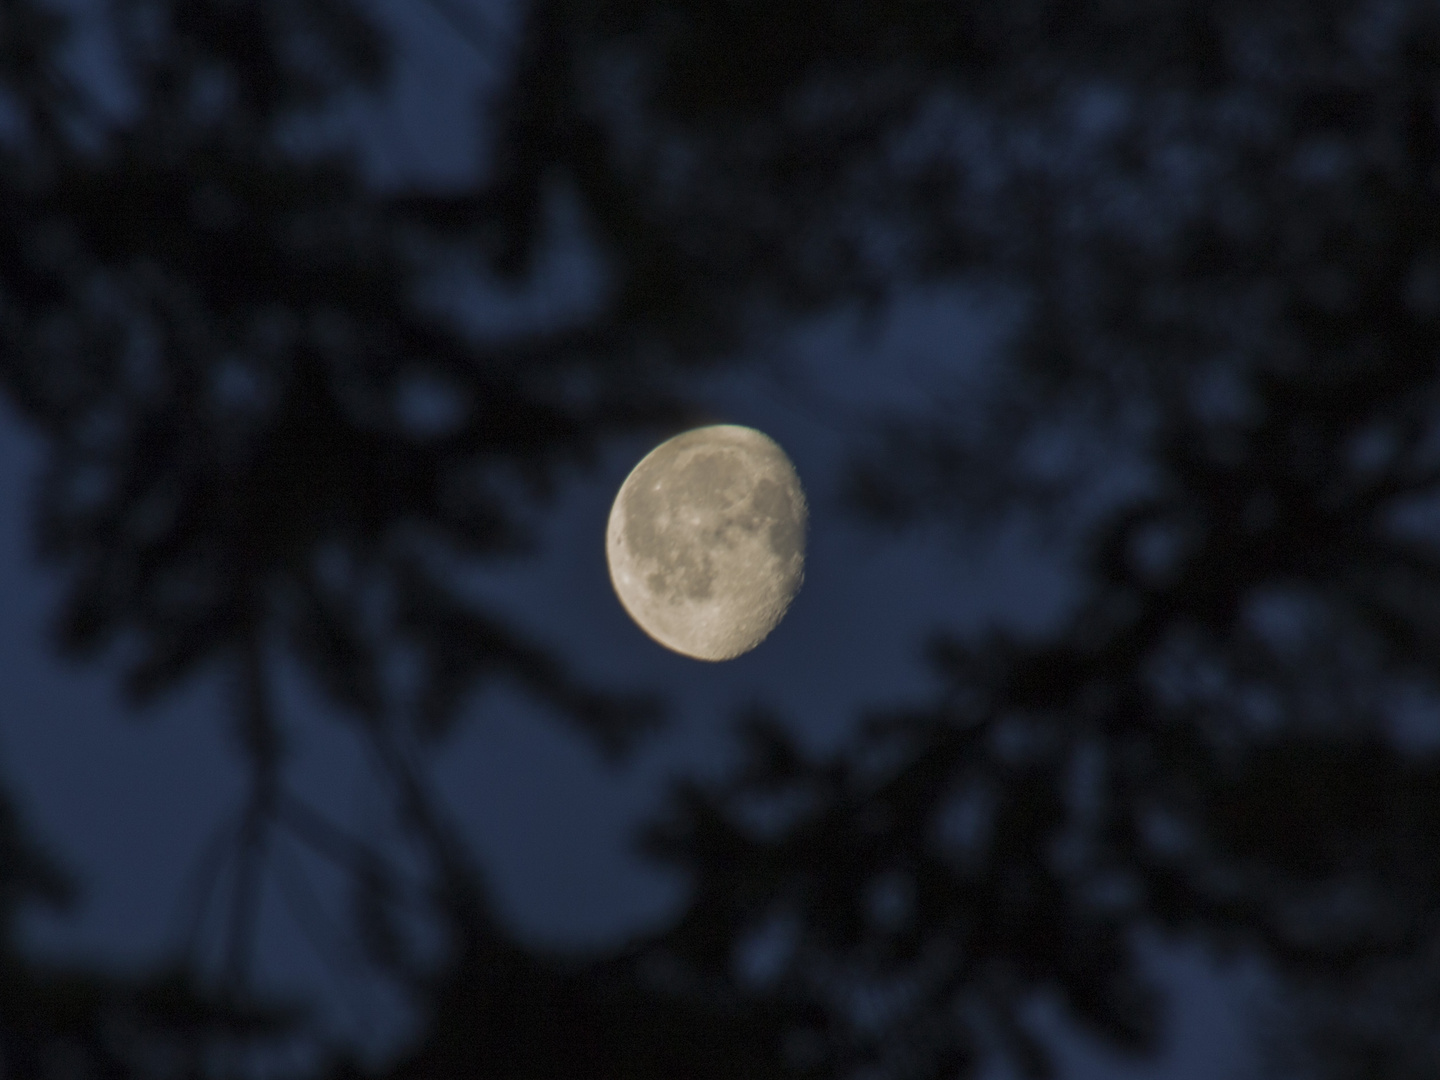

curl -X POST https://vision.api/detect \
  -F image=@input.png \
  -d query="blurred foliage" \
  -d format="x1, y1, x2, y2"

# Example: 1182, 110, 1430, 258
2, 0, 1440, 1077
0, 784, 304, 1075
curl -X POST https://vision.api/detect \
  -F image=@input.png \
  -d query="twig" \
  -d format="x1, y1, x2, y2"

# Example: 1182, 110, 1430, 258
416, 0, 515, 61
222, 636, 283, 994
275, 792, 374, 875
170, 809, 243, 965
269, 837, 375, 1032
356, 707, 498, 946
275, 790, 430, 917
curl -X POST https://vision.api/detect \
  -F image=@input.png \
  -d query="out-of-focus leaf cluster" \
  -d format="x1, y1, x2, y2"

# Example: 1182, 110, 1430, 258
0, 0, 670, 757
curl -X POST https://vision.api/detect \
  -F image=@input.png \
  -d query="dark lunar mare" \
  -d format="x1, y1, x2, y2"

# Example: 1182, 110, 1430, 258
620, 432, 805, 607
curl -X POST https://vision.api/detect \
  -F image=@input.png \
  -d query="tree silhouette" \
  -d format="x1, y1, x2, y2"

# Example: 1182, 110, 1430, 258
622, 4, 1440, 1077
2, 0, 1439, 1077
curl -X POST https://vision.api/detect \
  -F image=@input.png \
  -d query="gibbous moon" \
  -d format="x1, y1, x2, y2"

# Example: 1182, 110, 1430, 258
606, 424, 807, 661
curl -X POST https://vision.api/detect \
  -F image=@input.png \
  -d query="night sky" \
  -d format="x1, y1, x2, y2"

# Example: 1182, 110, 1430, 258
1, 1, 1272, 1077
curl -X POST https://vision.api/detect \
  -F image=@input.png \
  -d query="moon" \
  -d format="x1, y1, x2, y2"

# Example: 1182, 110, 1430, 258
606, 424, 807, 661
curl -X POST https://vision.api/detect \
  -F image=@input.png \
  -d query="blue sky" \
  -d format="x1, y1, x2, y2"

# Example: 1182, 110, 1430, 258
1, 1, 1274, 1076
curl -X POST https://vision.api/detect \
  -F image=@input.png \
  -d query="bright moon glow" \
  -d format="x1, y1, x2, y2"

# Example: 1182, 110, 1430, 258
606, 424, 808, 661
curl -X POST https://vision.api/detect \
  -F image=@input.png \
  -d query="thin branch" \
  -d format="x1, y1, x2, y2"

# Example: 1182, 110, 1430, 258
416, 0, 515, 62
275, 789, 429, 912
275, 792, 372, 873
269, 837, 376, 1032
170, 809, 243, 965
223, 636, 283, 994
357, 706, 499, 944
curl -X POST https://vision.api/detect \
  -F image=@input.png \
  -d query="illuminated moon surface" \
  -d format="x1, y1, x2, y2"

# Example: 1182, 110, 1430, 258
606, 425, 808, 661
